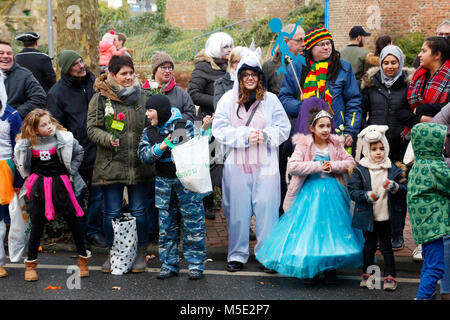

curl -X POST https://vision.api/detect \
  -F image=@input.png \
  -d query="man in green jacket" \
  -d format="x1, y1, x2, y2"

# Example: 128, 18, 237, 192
339, 26, 371, 86
407, 122, 450, 300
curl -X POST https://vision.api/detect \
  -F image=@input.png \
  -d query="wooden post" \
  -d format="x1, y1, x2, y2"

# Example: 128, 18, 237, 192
55, 0, 99, 76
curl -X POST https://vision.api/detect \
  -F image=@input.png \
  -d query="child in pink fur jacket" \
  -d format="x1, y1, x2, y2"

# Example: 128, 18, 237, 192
99, 30, 126, 72
256, 100, 364, 284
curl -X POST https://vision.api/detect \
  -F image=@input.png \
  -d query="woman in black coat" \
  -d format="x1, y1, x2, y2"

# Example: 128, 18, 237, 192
360, 45, 415, 163
187, 32, 234, 220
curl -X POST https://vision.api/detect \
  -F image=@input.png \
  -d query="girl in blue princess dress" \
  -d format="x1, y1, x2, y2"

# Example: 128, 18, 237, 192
256, 103, 364, 284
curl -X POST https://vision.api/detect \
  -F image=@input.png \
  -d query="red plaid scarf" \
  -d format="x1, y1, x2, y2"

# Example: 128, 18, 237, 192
407, 60, 450, 109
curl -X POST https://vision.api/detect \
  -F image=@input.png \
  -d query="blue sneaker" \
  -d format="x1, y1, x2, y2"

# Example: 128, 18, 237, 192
188, 269, 203, 280
157, 267, 178, 279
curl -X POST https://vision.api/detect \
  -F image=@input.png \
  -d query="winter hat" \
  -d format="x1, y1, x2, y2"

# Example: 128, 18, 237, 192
145, 94, 172, 125
355, 125, 390, 166
102, 30, 116, 43
151, 51, 174, 75
304, 27, 333, 51
57, 50, 82, 74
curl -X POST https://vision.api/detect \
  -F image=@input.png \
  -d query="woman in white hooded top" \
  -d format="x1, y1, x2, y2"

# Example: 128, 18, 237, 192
212, 45, 291, 272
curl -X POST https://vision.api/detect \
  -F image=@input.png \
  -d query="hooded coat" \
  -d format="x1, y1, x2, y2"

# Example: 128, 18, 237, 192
360, 66, 415, 161
407, 122, 450, 244
86, 73, 155, 186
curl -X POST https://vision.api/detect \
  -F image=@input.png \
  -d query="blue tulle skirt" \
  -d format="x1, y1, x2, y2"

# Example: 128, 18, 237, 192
256, 172, 364, 279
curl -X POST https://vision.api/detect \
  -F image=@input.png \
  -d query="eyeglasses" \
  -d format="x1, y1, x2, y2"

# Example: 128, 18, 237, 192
315, 41, 332, 48
159, 65, 173, 71
231, 60, 240, 65
290, 38, 304, 43
242, 73, 258, 80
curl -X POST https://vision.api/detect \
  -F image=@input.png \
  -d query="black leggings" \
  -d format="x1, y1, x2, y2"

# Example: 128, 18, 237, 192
27, 202, 87, 260
362, 221, 396, 277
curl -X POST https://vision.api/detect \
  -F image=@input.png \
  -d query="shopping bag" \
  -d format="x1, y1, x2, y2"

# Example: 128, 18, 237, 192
110, 213, 137, 275
170, 134, 213, 194
8, 189, 31, 262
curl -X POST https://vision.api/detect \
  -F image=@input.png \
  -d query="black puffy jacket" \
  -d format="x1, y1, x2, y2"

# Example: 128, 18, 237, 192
187, 50, 228, 117
360, 67, 415, 162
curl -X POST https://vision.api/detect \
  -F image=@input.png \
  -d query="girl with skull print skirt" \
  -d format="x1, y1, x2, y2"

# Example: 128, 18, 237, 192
14, 108, 90, 281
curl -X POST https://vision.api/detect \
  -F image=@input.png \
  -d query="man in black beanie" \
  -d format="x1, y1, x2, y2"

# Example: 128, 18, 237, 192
46, 50, 106, 248
138, 94, 208, 280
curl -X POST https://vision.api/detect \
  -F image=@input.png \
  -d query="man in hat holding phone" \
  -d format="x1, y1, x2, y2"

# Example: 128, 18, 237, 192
15, 32, 56, 93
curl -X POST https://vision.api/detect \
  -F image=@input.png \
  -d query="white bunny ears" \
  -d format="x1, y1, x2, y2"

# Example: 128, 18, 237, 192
355, 125, 390, 163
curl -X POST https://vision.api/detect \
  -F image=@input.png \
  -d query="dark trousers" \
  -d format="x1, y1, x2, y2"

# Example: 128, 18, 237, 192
362, 220, 396, 277
27, 207, 87, 260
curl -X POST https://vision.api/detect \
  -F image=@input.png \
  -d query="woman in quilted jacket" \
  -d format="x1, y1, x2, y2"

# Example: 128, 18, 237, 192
407, 122, 450, 300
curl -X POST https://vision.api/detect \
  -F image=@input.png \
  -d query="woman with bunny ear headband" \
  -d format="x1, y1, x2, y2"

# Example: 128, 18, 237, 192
212, 44, 291, 273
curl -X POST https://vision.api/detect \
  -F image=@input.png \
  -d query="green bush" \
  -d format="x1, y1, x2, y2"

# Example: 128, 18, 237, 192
395, 32, 424, 67
285, 3, 325, 32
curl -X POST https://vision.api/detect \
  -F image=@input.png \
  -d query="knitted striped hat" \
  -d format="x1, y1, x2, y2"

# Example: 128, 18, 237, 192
304, 27, 333, 51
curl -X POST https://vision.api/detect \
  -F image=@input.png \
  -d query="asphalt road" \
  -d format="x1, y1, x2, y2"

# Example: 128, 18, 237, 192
0, 252, 423, 301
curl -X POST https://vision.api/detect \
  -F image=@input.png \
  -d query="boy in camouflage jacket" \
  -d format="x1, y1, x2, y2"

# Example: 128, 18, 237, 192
407, 122, 450, 300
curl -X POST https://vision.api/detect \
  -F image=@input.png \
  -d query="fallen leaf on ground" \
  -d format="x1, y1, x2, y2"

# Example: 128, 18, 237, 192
44, 286, 61, 290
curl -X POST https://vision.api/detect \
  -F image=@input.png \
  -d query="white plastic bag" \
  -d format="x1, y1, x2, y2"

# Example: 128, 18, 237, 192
8, 189, 31, 262
110, 213, 137, 275
171, 134, 213, 194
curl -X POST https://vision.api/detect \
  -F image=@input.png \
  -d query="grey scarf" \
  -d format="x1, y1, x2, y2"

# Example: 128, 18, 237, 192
379, 45, 405, 89
106, 73, 141, 106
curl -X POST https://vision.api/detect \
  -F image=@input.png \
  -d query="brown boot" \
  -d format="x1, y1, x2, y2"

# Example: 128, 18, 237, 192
77, 251, 91, 278
24, 259, 38, 281
441, 293, 450, 300
0, 266, 7, 278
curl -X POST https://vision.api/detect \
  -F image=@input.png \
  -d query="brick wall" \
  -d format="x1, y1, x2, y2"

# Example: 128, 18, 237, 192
329, 0, 450, 52
165, 0, 305, 30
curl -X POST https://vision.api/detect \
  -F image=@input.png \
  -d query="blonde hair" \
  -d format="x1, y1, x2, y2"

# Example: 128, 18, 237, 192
16, 108, 66, 146
226, 46, 244, 73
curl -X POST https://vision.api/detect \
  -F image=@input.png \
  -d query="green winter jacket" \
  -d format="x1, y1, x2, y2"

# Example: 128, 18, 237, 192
407, 122, 450, 244
87, 73, 155, 186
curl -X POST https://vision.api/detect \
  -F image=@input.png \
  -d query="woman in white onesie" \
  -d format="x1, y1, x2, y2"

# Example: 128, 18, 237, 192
212, 46, 291, 272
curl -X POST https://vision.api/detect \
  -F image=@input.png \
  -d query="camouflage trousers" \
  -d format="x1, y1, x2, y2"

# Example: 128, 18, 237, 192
155, 176, 206, 272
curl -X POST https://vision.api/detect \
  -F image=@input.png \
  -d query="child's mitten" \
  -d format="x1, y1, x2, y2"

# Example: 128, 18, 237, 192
365, 191, 379, 203
383, 179, 399, 193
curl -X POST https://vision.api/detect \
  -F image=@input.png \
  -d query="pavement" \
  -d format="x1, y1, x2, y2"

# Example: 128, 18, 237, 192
36, 208, 423, 274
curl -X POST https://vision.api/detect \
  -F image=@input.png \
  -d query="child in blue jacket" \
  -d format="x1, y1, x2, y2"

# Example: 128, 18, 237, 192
138, 94, 211, 280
